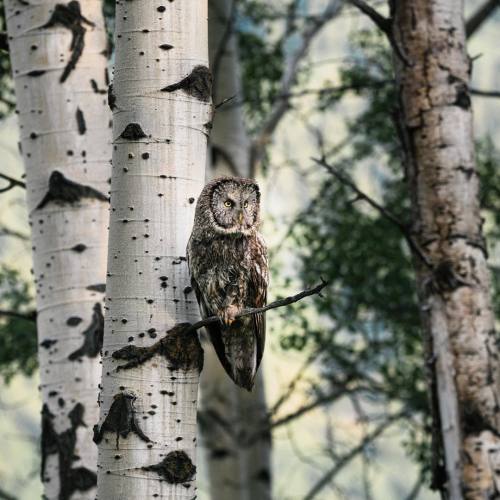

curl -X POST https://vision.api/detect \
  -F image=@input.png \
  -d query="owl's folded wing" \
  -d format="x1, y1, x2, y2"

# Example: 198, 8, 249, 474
248, 234, 269, 373
190, 276, 235, 380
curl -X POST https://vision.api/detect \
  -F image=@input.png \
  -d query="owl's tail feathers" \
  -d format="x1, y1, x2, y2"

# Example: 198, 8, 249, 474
205, 319, 258, 391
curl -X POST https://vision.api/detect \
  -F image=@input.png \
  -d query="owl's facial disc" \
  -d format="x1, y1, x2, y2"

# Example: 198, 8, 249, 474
211, 181, 259, 234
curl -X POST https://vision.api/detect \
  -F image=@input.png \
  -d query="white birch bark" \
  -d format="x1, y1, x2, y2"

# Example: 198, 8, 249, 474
96, 1, 210, 498
393, 1, 500, 497
198, 3, 272, 499
4, 0, 111, 497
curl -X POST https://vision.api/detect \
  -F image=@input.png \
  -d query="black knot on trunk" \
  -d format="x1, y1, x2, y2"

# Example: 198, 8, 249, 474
142, 450, 196, 484
161, 65, 212, 102
118, 122, 147, 141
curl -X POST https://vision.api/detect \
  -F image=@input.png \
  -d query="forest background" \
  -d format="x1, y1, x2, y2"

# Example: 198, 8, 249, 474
0, 0, 499, 499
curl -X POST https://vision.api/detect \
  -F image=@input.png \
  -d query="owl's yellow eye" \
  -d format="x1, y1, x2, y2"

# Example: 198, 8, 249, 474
224, 200, 232, 208
243, 201, 249, 208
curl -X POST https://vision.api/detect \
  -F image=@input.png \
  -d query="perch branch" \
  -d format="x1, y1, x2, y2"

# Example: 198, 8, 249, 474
313, 157, 432, 268
186, 280, 328, 334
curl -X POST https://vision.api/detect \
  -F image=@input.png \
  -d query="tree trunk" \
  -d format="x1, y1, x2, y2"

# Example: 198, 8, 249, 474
4, 0, 111, 497
393, 1, 500, 498
96, 1, 210, 498
198, 3, 272, 500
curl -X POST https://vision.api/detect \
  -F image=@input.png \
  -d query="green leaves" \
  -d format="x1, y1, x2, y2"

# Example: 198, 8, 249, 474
0, 266, 37, 382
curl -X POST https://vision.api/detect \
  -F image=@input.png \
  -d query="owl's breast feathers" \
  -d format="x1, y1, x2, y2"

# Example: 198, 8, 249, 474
187, 232, 268, 390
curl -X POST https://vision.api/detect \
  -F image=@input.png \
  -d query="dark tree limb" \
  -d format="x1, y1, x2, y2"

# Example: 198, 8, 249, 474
0, 172, 26, 193
348, 0, 410, 65
470, 87, 500, 98
0, 309, 36, 322
349, 0, 391, 34
0, 486, 17, 500
466, 0, 500, 39
312, 157, 432, 267
185, 280, 328, 334
0, 225, 30, 241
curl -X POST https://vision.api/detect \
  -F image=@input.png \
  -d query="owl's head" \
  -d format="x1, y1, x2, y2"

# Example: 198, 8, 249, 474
197, 177, 261, 236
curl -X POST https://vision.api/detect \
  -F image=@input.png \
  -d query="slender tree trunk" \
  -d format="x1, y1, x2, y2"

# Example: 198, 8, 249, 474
4, 0, 111, 497
198, 3, 272, 500
393, 1, 500, 498
96, 1, 210, 498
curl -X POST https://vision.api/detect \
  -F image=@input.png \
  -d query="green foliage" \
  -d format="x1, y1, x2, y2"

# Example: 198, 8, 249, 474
280, 27, 500, 487
238, 2, 286, 130
0, 266, 37, 382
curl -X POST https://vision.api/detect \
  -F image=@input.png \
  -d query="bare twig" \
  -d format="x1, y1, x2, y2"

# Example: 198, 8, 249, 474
0, 309, 36, 322
470, 87, 500, 98
0, 172, 26, 193
0, 486, 17, 500
303, 411, 406, 500
349, 0, 391, 34
249, 0, 344, 175
312, 157, 432, 268
269, 350, 321, 417
186, 280, 328, 334
466, 0, 500, 38
0, 225, 29, 241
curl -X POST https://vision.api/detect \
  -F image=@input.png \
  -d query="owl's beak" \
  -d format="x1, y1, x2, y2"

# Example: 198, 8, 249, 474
238, 211, 244, 225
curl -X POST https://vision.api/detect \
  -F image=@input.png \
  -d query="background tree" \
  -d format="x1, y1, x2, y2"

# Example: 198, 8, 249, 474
3, 0, 111, 497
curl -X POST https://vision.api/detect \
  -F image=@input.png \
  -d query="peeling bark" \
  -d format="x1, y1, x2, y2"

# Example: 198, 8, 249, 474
4, 0, 111, 497
96, 1, 210, 498
393, 1, 500, 498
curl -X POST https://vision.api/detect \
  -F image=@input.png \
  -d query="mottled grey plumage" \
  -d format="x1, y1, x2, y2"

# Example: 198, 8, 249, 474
187, 177, 268, 391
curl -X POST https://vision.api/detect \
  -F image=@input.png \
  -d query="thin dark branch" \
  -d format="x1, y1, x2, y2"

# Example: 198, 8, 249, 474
470, 87, 500, 98
0, 486, 17, 500
303, 411, 406, 500
269, 385, 356, 431
348, 0, 410, 65
214, 94, 236, 110
0, 309, 37, 322
186, 280, 328, 334
466, 0, 500, 38
312, 157, 432, 268
269, 350, 321, 417
348, 0, 391, 34
0, 172, 26, 193
0, 225, 29, 241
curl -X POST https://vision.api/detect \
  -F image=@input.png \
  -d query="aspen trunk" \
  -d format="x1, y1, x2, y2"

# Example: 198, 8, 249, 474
96, 1, 210, 498
393, 1, 500, 497
4, 0, 111, 497
198, 2, 272, 499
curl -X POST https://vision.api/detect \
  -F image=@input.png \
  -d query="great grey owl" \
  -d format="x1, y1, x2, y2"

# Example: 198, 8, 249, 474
187, 176, 268, 391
